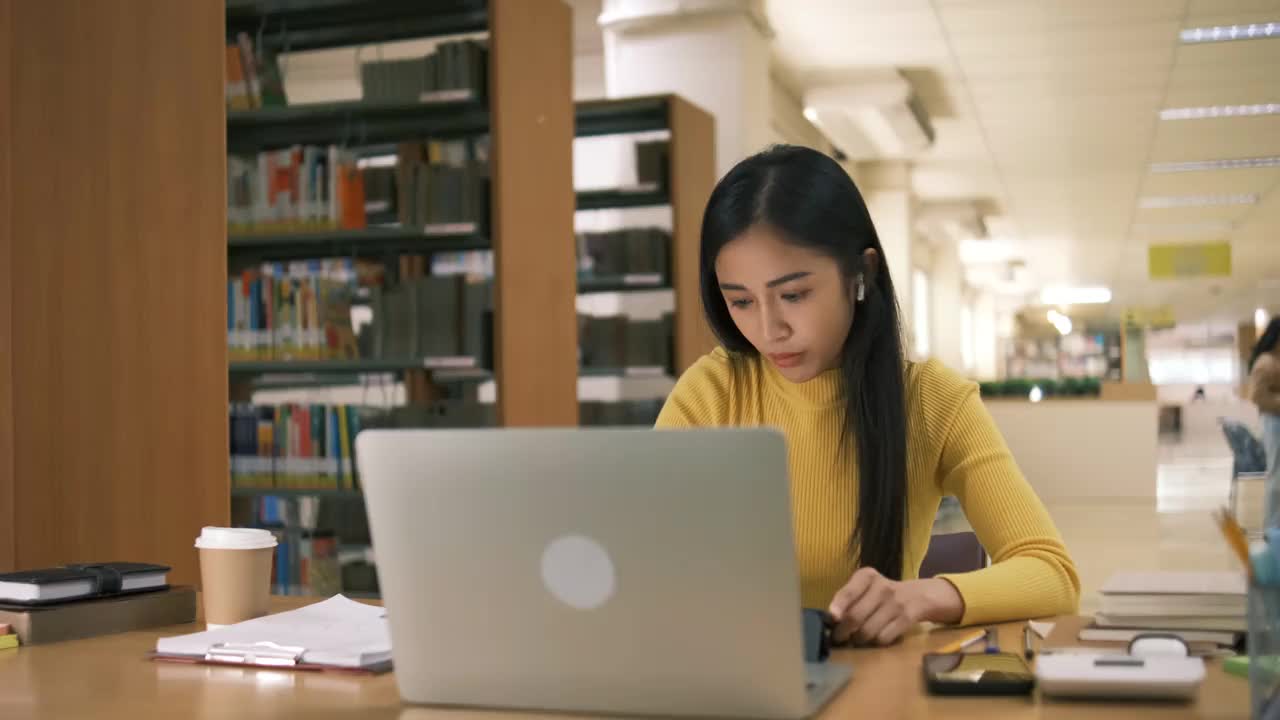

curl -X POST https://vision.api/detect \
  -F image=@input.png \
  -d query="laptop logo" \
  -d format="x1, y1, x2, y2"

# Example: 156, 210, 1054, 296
540, 535, 616, 610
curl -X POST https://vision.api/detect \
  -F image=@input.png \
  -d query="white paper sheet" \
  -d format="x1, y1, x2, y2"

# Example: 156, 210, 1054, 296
155, 595, 390, 669
1030, 620, 1055, 640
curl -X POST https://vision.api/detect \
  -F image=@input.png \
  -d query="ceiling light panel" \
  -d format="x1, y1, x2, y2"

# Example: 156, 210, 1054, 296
1131, 221, 1235, 236
1137, 194, 1259, 208
1159, 104, 1280, 120
1179, 22, 1279, 44
1149, 156, 1280, 173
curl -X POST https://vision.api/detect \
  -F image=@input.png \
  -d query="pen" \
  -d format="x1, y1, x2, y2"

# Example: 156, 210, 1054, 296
1214, 508, 1253, 580
1023, 624, 1035, 659
936, 629, 986, 654
984, 626, 999, 654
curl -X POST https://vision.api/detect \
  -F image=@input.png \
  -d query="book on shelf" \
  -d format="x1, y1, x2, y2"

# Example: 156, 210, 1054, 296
395, 138, 489, 233
577, 228, 670, 279
580, 399, 665, 427
635, 140, 670, 188
360, 39, 489, 104
228, 145, 366, 234
227, 259, 359, 362
579, 313, 674, 370
266, 528, 340, 597
361, 274, 491, 363
226, 32, 286, 110
229, 403, 363, 491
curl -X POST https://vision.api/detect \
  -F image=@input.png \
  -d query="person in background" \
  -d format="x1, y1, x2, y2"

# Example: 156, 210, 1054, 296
1249, 318, 1280, 526
657, 145, 1079, 646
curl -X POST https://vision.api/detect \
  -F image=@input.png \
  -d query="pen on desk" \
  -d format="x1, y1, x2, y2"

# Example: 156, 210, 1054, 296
983, 626, 999, 654
936, 629, 986, 654
1023, 624, 1035, 660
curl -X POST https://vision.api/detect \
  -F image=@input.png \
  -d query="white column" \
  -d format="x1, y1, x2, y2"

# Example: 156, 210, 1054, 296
599, 0, 773, 175
858, 160, 916, 352
928, 238, 965, 371
973, 290, 999, 380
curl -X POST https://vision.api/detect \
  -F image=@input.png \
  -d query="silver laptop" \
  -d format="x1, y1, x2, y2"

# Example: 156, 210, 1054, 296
357, 427, 851, 719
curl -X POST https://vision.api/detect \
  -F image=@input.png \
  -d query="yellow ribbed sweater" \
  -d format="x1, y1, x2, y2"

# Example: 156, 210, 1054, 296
656, 347, 1080, 626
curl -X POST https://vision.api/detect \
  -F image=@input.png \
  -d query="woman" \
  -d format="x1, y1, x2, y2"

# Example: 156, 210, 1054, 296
1249, 318, 1280, 527
657, 145, 1079, 645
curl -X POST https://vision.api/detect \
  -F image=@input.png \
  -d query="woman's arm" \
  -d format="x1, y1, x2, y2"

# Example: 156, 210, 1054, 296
932, 387, 1081, 626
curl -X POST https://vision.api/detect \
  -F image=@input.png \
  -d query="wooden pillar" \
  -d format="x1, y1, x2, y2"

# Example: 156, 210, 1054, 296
668, 96, 718, 372
489, 0, 578, 426
0, 0, 15, 573
1, 0, 227, 582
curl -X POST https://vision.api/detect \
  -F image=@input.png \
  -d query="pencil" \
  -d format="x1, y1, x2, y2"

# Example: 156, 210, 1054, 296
936, 630, 987, 655
1214, 507, 1252, 580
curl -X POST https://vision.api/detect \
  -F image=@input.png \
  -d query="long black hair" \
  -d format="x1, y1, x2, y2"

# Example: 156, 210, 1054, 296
699, 144, 909, 579
1252, 318, 1280, 371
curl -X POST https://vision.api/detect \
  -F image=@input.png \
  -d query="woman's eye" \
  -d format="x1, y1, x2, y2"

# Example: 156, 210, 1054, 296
729, 298, 754, 309
781, 290, 810, 303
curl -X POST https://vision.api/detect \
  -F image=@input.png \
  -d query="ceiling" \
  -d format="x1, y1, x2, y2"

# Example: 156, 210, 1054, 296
764, 0, 1280, 324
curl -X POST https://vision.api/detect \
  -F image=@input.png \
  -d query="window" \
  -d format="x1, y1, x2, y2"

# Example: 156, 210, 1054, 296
961, 304, 975, 372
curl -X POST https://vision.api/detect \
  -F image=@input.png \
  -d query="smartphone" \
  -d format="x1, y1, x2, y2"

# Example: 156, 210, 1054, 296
922, 652, 1036, 696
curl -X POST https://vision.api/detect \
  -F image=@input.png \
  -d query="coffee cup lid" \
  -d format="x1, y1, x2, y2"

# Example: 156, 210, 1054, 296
195, 527, 278, 550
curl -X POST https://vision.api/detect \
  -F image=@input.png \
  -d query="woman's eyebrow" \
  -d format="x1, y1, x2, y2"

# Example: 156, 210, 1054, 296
719, 271, 813, 291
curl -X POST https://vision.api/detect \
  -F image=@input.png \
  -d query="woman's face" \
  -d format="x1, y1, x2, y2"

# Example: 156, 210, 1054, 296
714, 224, 855, 383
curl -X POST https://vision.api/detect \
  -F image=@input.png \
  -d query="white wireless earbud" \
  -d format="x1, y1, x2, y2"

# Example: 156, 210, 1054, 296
856, 275, 866, 302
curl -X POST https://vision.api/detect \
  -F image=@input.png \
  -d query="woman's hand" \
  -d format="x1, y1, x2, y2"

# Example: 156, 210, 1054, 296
828, 568, 965, 646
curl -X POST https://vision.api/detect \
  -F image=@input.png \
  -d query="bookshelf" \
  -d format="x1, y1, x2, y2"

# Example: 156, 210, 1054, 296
575, 186, 669, 211
225, 0, 574, 420
572, 95, 716, 380
228, 226, 488, 263
223, 0, 575, 596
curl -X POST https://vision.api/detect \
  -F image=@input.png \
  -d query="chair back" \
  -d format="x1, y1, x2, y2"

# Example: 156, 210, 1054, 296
919, 531, 987, 579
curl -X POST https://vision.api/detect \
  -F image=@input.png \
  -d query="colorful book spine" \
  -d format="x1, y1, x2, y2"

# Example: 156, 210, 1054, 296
227, 145, 363, 234
229, 403, 365, 491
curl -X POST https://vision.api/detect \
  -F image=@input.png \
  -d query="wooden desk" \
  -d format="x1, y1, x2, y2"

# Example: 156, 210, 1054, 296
0, 598, 1250, 719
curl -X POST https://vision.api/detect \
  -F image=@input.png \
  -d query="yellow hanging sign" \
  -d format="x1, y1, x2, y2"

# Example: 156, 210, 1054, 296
1148, 242, 1231, 279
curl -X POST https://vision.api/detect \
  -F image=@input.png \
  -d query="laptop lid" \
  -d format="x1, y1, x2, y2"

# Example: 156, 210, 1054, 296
358, 427, 811, 719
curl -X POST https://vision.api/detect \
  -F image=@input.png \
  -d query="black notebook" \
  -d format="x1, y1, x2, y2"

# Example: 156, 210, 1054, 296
0, 562, 169, 604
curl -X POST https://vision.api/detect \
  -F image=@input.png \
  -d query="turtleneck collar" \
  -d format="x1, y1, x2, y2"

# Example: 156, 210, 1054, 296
761, 355, 846, 409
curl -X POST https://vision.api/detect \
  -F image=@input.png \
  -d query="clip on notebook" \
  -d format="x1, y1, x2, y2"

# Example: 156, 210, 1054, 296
205, 641, 306, 667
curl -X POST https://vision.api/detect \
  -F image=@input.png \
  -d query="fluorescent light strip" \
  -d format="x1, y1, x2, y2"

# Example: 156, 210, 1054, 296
1150, 156, 1280, 173
1159, 103, 1280, 120
1131, 220, 1235, 236
1180, 22, 1279, 43
1138, 194, 1259, 209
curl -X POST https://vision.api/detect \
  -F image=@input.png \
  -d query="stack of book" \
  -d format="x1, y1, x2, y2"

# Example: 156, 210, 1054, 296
227, 260, 359, 362
360, 39, 489, 103
395, 139, 489, 233
580, 399, 665, 427
228, 146, 366, 233
579, 314, 674, 370
1080, 570, 1246, 648
225, 31, 285, 110
265, 529, 341, 597
577, 228, 670, 280
229, 403, 363, 491
362, 276, 491, 362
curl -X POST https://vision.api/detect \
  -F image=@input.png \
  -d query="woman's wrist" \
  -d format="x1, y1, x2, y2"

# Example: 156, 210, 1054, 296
912, 577, 966, 625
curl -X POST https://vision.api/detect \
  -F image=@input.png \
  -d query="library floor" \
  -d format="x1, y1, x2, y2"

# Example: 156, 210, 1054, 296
935, 441, 1245, 615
